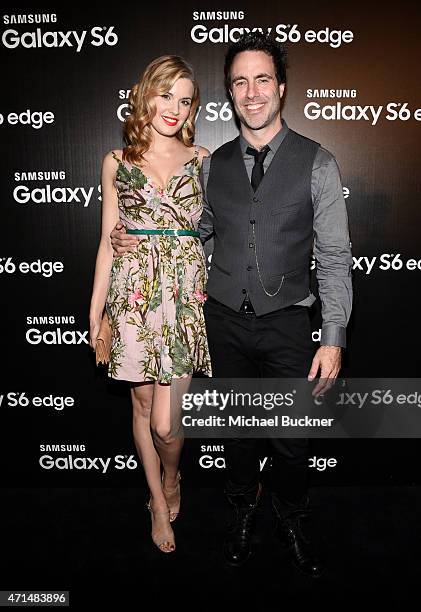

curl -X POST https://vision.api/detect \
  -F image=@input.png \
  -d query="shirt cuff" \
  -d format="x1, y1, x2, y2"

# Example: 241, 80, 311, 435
320, 324, 346, 348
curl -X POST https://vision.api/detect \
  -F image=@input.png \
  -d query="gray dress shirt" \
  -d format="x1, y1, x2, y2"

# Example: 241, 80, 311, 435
199, 120, 353, 348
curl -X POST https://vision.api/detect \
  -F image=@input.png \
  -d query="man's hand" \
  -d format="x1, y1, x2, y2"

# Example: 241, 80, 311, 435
307, 346, 342, 397
110, 221, 139, 257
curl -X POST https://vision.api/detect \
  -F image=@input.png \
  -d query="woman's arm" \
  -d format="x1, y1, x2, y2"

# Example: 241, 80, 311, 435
89, 151, 120, 348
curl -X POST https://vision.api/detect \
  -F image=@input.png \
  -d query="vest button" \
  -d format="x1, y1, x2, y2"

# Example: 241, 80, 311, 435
249, 243, 254, 248
242, 289, 247, 294
250, 219, 255, 224
253, 197, 259, 203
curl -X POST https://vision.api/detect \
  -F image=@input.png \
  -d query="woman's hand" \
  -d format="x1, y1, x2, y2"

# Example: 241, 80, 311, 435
89, 317, 101, 350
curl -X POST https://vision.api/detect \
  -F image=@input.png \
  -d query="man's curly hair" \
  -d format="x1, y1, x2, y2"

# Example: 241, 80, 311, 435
224, 32, 287, 91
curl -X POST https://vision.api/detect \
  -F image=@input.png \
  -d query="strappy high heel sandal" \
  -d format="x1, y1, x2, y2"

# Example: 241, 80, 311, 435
146, 499, 175, 553
162, 471, 181, 522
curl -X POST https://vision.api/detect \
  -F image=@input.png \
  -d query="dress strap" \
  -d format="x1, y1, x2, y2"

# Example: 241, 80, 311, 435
111, 150, 123, 166
194, 146, 200, 158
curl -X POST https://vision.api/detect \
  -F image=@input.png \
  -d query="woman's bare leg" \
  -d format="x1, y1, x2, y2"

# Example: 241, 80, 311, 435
131, 382, 160, 492
131, 382, 174, 551
150, 377, 191, 517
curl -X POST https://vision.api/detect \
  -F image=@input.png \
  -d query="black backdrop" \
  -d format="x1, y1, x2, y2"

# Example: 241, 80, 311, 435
1, 3, 420, 488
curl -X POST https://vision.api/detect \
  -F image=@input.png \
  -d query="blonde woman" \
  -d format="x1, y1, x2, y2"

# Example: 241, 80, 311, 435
89, 56, 212, 553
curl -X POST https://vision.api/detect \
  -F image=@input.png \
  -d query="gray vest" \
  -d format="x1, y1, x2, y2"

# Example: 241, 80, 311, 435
206, 128, 320, 315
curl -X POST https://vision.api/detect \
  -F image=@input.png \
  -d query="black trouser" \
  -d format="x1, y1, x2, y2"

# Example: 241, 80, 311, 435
204, 297, 316, 507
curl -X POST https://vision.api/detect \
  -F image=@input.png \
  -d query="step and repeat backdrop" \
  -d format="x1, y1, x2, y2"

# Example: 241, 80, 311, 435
1, 3, 420, 487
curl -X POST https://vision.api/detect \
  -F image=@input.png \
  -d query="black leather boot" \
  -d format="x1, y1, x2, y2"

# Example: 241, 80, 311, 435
223, 484, 262, 567
272, 496, 324, 577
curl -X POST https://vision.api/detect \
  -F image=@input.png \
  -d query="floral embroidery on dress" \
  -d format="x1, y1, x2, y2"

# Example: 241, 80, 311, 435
105, 149, 211, 383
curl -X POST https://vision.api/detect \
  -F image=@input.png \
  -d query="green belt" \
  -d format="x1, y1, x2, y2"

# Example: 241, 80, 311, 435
127, 228, 199, 237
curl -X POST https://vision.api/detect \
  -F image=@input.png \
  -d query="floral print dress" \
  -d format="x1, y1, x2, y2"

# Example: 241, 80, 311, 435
106, 148, 212, 383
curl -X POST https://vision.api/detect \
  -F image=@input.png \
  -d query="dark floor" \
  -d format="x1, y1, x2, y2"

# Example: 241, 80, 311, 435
1, 485, 420, 609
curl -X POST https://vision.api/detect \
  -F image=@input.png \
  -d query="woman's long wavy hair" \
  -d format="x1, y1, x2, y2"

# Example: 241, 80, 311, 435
123, 55, 200, 166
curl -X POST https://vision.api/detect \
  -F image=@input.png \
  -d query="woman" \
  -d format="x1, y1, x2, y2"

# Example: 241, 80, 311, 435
89, 55, 212, 553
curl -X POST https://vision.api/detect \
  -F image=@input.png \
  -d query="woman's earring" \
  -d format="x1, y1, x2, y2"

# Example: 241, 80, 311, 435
183, 121, 189, 129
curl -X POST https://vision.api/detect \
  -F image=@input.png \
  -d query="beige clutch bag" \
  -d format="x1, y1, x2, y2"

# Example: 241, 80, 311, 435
95, 311, 112, 366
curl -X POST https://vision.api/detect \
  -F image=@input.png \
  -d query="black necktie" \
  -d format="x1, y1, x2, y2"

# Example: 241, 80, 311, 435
246, 145, 270, 191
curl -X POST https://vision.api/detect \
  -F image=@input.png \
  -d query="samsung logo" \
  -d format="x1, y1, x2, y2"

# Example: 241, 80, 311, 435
15, 170, 66, 181
40, 444, 86, 452
306, 89, 357, 99
3, 14, 57, 25
27, 315, 76, 325
192, 11, 245, 21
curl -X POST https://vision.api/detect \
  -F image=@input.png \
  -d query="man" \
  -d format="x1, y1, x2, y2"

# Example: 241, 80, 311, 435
111, 33, 353, 577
